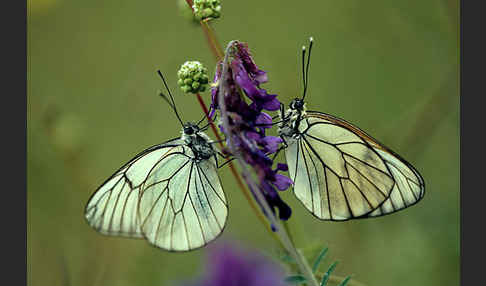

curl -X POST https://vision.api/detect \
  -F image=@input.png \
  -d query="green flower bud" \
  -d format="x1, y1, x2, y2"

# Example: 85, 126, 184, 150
181, 85, 192, 93
184, 78, 193, 85
193, 0, 221, 21
177, 61, 210, 94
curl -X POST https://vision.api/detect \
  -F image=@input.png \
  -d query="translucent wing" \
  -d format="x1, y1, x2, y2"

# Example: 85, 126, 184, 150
138, 148, 228, 251
85, 139, 228, 251
285, 111, 424, 221
84, 138, 183, 238
365, 148, 425, 217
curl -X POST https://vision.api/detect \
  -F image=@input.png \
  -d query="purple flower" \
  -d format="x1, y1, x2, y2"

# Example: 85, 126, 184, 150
211, 41, 293, 222
180, 242, 287, 286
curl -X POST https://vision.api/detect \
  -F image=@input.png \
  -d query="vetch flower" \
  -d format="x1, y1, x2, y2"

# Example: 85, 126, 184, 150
177, 61, 210, 94
180, 242, 287, 286
193, 0, 222, 21
211, 41, 293, 222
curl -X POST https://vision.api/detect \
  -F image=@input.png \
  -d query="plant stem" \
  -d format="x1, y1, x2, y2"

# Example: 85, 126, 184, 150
185, 4, 316, 284
187, 2, 281, 242
283, 220, 296, 246
200, 21, 225, 60
185, 0, 194, 11
185, 0, 224, 60
217, 42, 319, 286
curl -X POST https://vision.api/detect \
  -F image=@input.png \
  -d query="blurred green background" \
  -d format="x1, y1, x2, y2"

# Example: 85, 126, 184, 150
27, 0, 459, 285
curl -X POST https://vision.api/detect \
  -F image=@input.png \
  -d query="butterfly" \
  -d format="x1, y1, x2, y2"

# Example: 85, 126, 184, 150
84, 71, 228, 251
278, 38, 425, 221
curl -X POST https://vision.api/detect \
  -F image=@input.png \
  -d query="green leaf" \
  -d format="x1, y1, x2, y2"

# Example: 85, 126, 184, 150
279, 253, 296, 264
312, 247, 329, 273
320, 261, 339, 286
284, 274, 307, 284
336, 276, 352, 286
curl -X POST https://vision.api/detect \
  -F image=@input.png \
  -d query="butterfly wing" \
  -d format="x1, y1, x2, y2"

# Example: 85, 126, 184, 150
85, 139, 228, 251
84, 138, 184, 238
365, 148, 425, 217
138, 147, 228, 251
285, 111, 424, 221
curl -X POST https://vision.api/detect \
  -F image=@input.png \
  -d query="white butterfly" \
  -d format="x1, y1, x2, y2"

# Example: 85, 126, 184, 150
84, 72, 228, 251
277, 38, 425, 221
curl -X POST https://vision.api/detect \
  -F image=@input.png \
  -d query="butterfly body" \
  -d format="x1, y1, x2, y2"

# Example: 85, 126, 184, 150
182, 123, 215, 161
278, 98, 307, 139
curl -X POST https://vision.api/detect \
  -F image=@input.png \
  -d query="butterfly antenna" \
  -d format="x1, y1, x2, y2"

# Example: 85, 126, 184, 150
196, 113, 207, 126
157, 70, 184, 126
302, 37, 313, 101
301, 45, 307, 98
158, 90, 175, 109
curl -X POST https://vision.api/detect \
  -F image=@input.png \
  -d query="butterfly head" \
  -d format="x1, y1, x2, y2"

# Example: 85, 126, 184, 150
289, 98, 305, 111
182, 122, 204, 143
286, 98, 307, 118
183, 122, 199, 136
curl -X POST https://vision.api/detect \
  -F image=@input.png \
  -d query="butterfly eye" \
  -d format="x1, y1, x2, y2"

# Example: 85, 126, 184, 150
184, 127, 194, 135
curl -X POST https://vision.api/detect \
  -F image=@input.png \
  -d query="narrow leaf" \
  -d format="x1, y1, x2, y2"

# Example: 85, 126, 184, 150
284, 274, 307, 284
320, 261, 339, 286
312, 247, 329, 273
337, 276, 352, 286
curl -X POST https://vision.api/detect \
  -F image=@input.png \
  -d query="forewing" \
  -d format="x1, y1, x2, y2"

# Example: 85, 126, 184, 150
366, 148, 425, 217
84, 138, 183, 238
286, 111, 424, 220
138, 153, 228, 251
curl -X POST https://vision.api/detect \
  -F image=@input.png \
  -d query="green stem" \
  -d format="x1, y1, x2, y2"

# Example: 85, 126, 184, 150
184, 3, 318, 285
217, 41, 319, 286
283, 220, 295, 245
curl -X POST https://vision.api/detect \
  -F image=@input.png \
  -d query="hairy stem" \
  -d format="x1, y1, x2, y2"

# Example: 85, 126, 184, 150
185, 3, 316, 284
217, 41, 319, 286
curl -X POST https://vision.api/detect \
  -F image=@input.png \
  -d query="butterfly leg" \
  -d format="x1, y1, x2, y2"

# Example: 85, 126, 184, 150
214, 151, 235, 169
271, 138, 288, 161
200, 113, 219, 131
217, 157, 236, 169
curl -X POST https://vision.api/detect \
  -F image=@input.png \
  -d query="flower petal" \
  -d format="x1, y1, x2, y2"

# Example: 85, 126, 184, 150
255, 112, 272, 128
261, 97, 281, 111
262, 136, 282, 154
273, 174, 293, 191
